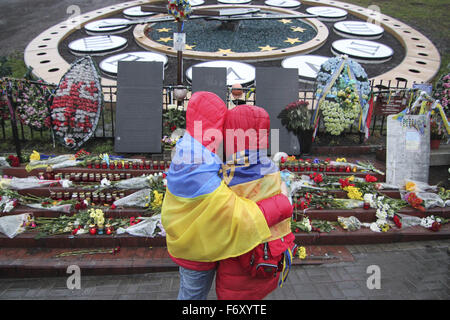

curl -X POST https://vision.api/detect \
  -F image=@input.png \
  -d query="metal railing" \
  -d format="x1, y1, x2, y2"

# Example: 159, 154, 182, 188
0, 78, 416, 151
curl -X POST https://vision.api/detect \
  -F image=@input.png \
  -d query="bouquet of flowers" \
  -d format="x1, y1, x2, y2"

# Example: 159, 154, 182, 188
433, 72, 449, 113
430, 114, 444, 140
163, 105, 186, 137
9, 80, 52, 130
0, 96, 10, 120
278, 100, 313, 132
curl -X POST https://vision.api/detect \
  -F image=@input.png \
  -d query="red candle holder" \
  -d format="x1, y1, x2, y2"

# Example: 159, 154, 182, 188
109, 162, 115, 170
139, 162, 145, 170
117, 162, 123, 170
363, 202, 370, 210
124, 162, 130, 169
160, 161, 165, 170
132, 162, 138, 170
152, 161, 158, 170
102, 162, 107, 169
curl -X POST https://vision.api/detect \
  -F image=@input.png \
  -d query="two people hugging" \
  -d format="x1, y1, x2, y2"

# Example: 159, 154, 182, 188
161, 91, 297, 300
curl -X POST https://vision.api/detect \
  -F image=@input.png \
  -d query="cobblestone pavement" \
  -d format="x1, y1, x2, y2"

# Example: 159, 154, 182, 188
0, 240, 448, 300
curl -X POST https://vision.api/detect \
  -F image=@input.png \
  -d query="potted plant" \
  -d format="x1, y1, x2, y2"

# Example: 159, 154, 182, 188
278, 100, 313, 154
430, 116, 443, 149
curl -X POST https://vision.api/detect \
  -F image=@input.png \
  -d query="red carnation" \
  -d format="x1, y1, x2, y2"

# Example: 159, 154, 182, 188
314, 174, 323, 183
365, 174, 378, 182
393, 215, 402, 228
430, 221, 441, 232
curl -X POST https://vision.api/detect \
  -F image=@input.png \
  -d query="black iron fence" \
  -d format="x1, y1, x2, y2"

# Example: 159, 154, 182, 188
0, 78, 414, 146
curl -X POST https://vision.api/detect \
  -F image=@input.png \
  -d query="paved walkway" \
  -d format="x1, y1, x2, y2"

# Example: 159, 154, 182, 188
0, 240, 448, 300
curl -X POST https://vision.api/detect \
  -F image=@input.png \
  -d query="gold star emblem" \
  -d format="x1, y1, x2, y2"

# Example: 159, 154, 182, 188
158, 37, 172, 43
284, 37, 302, 45
258, 45, 276, 51
291, 26, 306, 32
185, 44, 196, 50
217, 48, 233, 54
157, 28, 172, 33
278, 19, 292, 24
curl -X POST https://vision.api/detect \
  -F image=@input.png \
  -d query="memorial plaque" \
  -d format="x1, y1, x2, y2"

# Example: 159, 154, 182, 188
386, 114, 430, 186
191, 67, 227, 103
374, 91, 411, 116
115, 61, 163, 153
255, 67, 300, 155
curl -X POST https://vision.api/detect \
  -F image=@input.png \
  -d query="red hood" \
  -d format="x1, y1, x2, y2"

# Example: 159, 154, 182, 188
186, 91, 227, 154
223, 105, 270, 156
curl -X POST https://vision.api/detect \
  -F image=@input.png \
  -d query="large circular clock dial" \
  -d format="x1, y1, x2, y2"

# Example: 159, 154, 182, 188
24, 0, 440, 87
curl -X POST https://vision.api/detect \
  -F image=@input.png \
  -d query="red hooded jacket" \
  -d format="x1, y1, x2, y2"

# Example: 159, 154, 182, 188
215, 105, 295, 300
168, 93, 292, 272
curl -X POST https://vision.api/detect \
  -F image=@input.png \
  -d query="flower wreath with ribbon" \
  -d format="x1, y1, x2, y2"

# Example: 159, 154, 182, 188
167, 0, 192, 21
312, 56, 371, 136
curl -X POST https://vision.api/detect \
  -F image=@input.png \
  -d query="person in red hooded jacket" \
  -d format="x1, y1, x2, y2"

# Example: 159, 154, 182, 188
215, 104, 297, 300
161, 92, 293, 300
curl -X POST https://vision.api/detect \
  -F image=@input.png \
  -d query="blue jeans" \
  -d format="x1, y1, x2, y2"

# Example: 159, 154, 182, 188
178, 266, 215, 300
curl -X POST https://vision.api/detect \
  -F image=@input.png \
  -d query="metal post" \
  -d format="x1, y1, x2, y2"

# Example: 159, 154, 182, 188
177, 21, 183, 85
5, 91, 22, 163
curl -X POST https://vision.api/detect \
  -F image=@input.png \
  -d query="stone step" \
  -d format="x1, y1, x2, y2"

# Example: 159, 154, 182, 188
7, 203, 450, 221
2, 166, 166, 179
0, 245, 355, 278
1, 224, 448, 249
15, 187, 400, 199
3, 166, 386, 182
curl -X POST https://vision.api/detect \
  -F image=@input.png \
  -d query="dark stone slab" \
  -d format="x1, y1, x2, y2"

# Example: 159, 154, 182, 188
255, 67, 299, 155
191, 67, 227, 102
114, 61, 163, 153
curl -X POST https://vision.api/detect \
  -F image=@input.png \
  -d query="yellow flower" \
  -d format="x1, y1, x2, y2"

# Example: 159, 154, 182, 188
347, 175, 355, 181
345, 186, 363, 200
297, 246, 307, 259
97, 216, 105, 225
336, 157, 347, 162
381, 224, 390, 232
29, 150, 40, 161
405, 182, 416, 192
